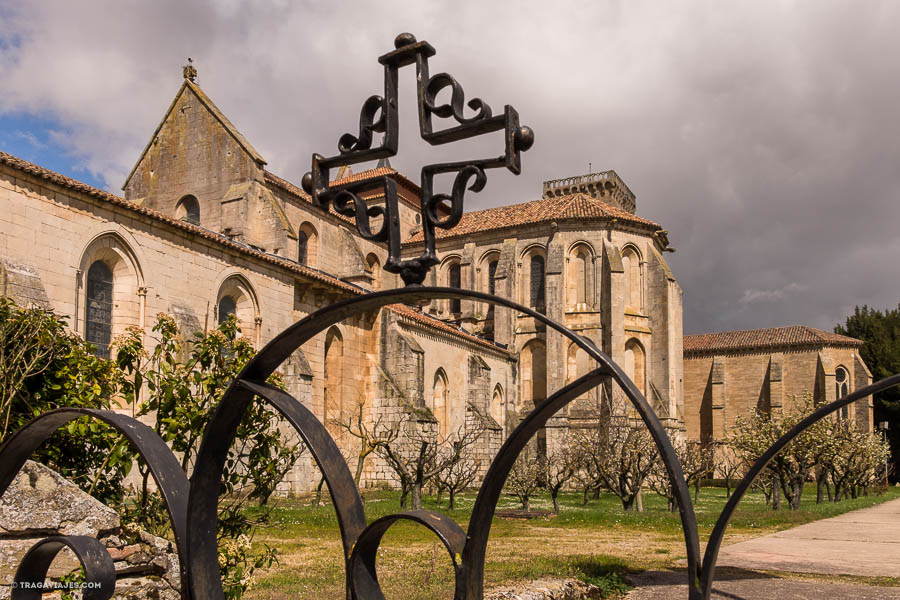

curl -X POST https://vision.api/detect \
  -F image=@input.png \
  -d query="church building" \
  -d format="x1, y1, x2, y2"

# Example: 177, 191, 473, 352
1, 71, 872, 493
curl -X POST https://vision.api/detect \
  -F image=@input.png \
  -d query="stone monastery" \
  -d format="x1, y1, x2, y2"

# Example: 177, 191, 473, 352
0, 75, 874, 492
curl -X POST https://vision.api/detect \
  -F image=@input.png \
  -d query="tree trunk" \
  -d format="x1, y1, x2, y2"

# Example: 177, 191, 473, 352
523, 495, 530, 512
399, 483, 409, 508
448, 488, 457, 510
354, 455, 365, 487
636, 488, 643, 512
593, 486, 601, 500
725, 476, 732, 499
313, 475, 326, 508
694, 480, 701, 504
410, 483, 423, 510
622, 495, 635, 511
582, 486, 589, 506
552, 492, 560, 514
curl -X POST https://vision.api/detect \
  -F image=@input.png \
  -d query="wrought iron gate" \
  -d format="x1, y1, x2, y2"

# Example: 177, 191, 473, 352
2, 32, 899, 600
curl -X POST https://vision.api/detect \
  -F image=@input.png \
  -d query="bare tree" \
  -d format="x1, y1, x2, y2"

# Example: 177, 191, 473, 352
648, 439, 714, 511
330, 397, 401, 487
545, 445, 579, 513
434, 450, 480, 509
378, 420, 485, 510
573, 415, 659, 512
506, 445, 543, 511
717, 445, 743, 499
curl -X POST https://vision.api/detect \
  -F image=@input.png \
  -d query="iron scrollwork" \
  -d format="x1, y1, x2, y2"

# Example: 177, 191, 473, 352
1, 31, 899, 600
300, 33, 534, 286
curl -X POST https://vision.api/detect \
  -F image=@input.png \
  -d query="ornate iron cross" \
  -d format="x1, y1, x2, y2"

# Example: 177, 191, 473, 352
300, 32, 534, 286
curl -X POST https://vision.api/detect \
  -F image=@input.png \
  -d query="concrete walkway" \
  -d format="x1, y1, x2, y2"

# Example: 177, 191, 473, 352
714, 496, 900, 577
626, 497, 900, 598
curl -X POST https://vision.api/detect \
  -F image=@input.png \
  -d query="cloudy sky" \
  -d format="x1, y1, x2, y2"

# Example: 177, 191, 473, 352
1, 1, 898, 334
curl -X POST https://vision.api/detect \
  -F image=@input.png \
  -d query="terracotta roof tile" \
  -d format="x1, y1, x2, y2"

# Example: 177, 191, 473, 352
1, 150, 511, 352
403, 193, 660, 244
0, 150, 360, 293
684, 325, 863, 354
386, 303, 511, 353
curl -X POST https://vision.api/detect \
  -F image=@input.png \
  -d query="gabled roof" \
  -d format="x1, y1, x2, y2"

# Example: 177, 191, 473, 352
403, 192, 660, 244
123, 79, 266, 188
0, 150, 358, 293
387, 303, 511, 354
684, 325, 863, 355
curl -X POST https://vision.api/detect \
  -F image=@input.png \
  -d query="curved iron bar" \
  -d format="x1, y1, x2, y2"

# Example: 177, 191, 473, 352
234, 380, 367, 598
424, 73, 493, 124
0, 408, 190, 587
350, 510, 467, 600
12, 536, 115, 600
187, 287, 698, 600
698, 372, 900, 598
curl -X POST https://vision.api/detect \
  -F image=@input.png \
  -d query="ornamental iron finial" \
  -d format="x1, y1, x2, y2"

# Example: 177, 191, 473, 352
302, 33, 534, 286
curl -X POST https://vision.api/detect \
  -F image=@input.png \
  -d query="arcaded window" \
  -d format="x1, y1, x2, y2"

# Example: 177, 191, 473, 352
567, 244, 594, 307
297, 231, 308, 264
624, 338, 646, 398
85, 260, 113, 359
836, 366, 850, 419
296, 223, 319, 266
218, 295, 236, 325
324, 327, 344, 438
621, 245, 642, 311
529, 254, 545, 312
175, 195, 200, 225
448, 262, 462, 314
491, 384, 504, 431
433, 369, 450, 439
487, 259, 498, 295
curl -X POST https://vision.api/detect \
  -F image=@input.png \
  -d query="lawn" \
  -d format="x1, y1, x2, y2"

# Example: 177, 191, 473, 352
245, 485, 900, 600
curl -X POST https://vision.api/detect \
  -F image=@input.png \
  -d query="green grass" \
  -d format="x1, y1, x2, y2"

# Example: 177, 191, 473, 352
246, 485, 900, 600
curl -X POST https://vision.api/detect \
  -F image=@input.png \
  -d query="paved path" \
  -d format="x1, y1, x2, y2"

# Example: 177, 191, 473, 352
714, 496, 900, 577
626, 497, 900, 598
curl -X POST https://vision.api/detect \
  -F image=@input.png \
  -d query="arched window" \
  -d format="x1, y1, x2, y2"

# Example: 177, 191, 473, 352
218, 296, 236, 325
324, 328, 344, 438
366, 253, 382, 291
447, 261, 462, 314
622, 246, 642, 311
85, 261, 113, 359
296, 223, 319, 267
297, 231, 308, 265
521, 339, 547, 459
624, 338, 646, 398
567, 245, 593, 307
433, 369, 450, 439
835, 366, 850, 420
491, 384, 504, 432
79, 232, 144, 360
175, 195, 200, 224
529, 254, 545, 312
487, 260, 498, 296
216, 274, 260, 345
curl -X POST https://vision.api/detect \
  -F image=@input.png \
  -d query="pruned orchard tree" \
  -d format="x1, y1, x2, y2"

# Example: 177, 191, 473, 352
434, 449, 480, 509
377, 418, 484, 510
648, 438, 714, 511
505, 445, 543, 511
574, 414, 659, 512
330, 396, 401, 488
729, 393, 820, 511
716, 444, 744, 499
544, 444, 580, 513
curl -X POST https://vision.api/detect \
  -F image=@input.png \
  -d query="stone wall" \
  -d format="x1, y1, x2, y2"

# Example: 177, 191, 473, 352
0, 462, 180, 600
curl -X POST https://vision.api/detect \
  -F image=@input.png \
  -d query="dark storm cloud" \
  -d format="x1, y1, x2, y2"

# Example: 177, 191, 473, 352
1, 1, 898, 334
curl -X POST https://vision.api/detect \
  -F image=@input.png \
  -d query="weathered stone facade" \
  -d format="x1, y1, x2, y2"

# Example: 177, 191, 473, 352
0, 76, 686, 493
683, 326, 874, 446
